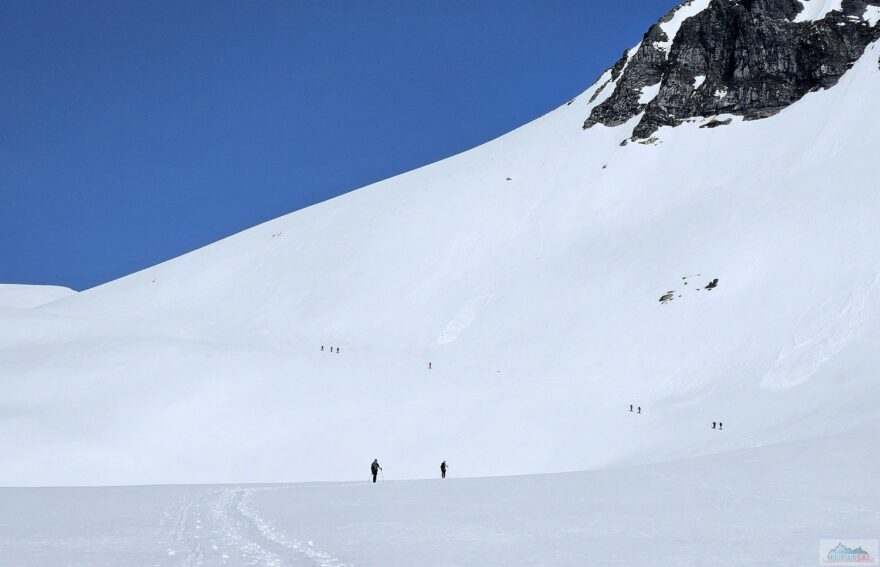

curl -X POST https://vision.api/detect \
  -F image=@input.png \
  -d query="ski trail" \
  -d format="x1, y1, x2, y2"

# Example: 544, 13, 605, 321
236, 487, 350, 567
192, 486, 349, 566
160, 489, 211, 566
209, 487, 286, 566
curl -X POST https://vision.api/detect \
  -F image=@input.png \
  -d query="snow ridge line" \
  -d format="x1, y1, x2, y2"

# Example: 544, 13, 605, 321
237, 488, 350, 567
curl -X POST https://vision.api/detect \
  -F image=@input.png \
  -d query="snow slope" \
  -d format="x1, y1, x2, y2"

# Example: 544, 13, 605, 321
1, 432, 876, 566
2, 33, 880, 486
0, 284, 75, 309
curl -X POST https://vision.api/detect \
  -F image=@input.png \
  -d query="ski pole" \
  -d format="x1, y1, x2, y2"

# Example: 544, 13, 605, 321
381, 469, 385, 482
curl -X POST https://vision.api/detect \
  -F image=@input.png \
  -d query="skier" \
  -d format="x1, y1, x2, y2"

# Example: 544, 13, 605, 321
429, 362, 432, 370
336, 347, 340, 354
637, 406, 641, 414
440, 460, 447, 479
719, 422, 723, 430
712, 421, 716, 429
371, 459, 382, 483
706, 278, 719, 290
321, 345, 324, 351
629, 404, 633, 412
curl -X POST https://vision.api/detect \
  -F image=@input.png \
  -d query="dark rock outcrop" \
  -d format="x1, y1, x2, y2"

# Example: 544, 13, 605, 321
583, 0, 880, 140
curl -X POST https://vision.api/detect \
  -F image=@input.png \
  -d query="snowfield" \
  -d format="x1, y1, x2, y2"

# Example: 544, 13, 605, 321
2, 5, 880, 566
1, 432, 876, 566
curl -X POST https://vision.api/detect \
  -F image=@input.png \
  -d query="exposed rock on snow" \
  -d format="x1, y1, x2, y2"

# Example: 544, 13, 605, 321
700, 116, 733, 128
583, 0, 880, 139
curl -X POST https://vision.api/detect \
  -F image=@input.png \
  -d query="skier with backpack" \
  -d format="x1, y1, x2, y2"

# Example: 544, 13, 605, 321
371, 459, 382, 483
440, 460, 448, 479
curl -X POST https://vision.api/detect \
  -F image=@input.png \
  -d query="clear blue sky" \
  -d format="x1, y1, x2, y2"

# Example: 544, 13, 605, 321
1, 0, 677, 291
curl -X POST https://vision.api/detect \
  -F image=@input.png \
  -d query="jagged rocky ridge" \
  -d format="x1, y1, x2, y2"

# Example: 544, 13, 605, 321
584, 0, 880, 140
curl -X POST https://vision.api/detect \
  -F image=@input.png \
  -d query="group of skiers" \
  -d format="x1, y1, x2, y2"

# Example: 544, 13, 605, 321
321, 345, 340, 353
370, 459, 448, 483
630, 405, 725, 430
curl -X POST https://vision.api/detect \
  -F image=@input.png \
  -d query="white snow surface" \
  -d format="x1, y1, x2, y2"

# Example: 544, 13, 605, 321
0, 284, 75, 309
795, 0, 844, 22
693, 74, 707, 89
865, 5, 880, 26
654, 0, 712, 54
0, 432, 876, 566
2, 35, 880, 490
638, 81, 662, 104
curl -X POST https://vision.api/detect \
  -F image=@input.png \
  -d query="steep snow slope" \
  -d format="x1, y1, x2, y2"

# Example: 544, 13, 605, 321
2, 35, 880, 485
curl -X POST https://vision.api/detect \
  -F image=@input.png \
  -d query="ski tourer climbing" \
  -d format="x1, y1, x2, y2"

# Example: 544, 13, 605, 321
440, 460, 447, 479
371, 459, 382, 483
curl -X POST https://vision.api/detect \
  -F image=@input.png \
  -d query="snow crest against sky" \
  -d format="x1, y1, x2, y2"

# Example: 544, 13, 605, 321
0, 0, 678, 290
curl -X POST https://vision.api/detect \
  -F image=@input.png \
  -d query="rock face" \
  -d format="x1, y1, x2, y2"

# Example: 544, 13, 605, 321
584, 0, 880, 140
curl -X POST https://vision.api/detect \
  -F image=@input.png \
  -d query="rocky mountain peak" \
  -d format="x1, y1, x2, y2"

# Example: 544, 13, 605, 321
583, 0, 880, 140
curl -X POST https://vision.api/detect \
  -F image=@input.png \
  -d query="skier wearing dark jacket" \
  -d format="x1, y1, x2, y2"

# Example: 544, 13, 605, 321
440, 461, 447, 479
371, 459, 382, 483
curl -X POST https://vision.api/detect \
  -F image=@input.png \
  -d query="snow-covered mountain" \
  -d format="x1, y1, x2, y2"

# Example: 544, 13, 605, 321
3, 0, 880, 487
0, 284, 75, 309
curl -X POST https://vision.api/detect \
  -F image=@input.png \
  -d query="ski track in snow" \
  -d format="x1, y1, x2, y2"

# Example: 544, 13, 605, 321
162, 487, 347, 567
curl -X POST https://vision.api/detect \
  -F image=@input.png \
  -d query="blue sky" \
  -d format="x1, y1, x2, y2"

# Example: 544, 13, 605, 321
1, 0, 678, 291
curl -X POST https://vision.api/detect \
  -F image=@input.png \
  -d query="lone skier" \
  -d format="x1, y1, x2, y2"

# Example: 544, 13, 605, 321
371, 459, 382, 483
440, 460, 447, 479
